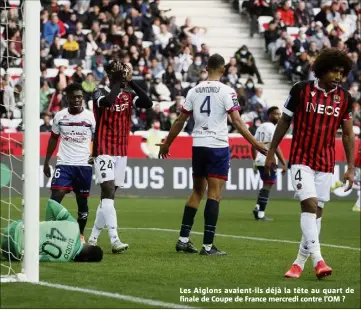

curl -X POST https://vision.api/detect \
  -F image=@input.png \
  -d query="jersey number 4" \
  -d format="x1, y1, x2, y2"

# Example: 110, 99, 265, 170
200, 96, 211, 116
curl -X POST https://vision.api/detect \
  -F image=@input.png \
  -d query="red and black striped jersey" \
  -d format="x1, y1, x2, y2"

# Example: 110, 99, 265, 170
92, 86, 136, 157
283, 80, 353, 173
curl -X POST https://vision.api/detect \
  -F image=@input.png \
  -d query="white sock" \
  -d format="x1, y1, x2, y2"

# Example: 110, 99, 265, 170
258, 211, 265, 218
293, 235, 310, 270
101, 198, 120, 244
355, 196, 360, 208
179, 237, 189, 243
316, 217, 322, 235
89, 202, 105, 242
293, 216, 323, 269
301, 212, 323, 267
203, 244, 212, 251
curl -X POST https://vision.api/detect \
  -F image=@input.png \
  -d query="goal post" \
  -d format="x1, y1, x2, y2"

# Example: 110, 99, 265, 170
0, 0, 40, 283
22, 0, 40, 283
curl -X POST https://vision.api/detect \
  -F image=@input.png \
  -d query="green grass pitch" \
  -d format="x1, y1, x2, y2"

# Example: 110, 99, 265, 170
1, 196, 360, 309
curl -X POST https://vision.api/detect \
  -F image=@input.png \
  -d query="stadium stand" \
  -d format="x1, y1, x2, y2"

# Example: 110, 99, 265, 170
230, 0, 360, 135
0, 0, 360, 137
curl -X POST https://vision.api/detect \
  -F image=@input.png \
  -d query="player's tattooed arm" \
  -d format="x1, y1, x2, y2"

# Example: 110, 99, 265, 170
128, 80, 153, 109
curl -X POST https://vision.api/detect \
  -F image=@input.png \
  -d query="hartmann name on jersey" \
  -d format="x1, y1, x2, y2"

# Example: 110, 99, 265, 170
195, 87, 221, 93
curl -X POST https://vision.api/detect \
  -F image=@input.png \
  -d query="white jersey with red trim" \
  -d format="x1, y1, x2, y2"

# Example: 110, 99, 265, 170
181, 81, 240, 148
52, 108, 95, 166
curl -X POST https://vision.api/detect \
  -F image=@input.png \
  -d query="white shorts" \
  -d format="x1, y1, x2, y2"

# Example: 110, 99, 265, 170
291, 165, 333, 204
94, 155, 127, 187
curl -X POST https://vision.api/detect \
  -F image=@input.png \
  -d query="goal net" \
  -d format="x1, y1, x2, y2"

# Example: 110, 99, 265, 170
1, 0, 40, 283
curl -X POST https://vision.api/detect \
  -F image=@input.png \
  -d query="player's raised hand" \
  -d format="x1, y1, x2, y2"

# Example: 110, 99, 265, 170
43, 163, 51, 178
156, 143, 170, 159
255, 142, 268, 156
124, 63, 133, 82
343, 167, 354, 192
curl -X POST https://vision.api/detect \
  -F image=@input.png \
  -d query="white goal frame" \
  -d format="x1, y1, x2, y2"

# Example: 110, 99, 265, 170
1, 0, 40, 283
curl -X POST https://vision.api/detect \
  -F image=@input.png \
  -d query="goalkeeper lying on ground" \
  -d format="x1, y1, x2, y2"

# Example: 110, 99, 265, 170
1, 200, 103, 262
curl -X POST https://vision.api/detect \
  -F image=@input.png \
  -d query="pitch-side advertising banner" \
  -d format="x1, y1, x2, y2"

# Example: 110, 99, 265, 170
1, 158, 358, 199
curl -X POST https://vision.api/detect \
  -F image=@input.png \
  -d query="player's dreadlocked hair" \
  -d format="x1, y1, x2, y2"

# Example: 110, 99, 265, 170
312, 48, 353, 79
105, 60, 130, 83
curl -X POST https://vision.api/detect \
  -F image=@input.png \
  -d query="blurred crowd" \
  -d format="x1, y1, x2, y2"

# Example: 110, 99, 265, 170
0, 0, 212, 133
232, 0, 360, 135
0, 0, 360, 137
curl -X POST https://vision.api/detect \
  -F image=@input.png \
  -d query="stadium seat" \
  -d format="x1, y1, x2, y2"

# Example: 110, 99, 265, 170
6, 67, 22, 79
135, 31, 144, 39
287, 27, 300, 40
53, 58, 69, 68
142, 41, 153, 49
46, 68, 59, 78
258, 16, 273, 33
81, 29, 91, 35
174, 72, 183, 82
8, 0, 20, 7
312, 8, 321, 16
58, 0, 71, 6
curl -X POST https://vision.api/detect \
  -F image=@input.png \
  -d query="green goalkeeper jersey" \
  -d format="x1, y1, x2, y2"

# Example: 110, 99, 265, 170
1, 200, 83, 262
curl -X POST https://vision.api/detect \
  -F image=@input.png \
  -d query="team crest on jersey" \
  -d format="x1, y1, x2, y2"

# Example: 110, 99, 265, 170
101, 173, 106, 178
297, 183, 302, 190
333, 94, 341, 104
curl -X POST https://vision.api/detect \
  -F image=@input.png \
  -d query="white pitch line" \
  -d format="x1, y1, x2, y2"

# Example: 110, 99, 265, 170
37, 281, 196, 309
114, 227, 361, 251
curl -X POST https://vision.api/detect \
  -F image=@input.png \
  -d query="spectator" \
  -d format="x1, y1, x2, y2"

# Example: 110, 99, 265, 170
169, 96, 184, 115
40, 69, 53, 89
245, 78, 256, 101
168, 16, 181, 38
251, 87, 268, 111
150, 77, 171, 102
276, 0, 295, 26
48, 89, 64, 114
62, 34, 80, 63
177, 46, 193, 74
72, 66, 85, 84
49, 36, 63, 60
352, 101, 361, 127
264, 22, 279, 53
235, 45, 264, 84
187, 55, 205, 83
40, 113, 52, 132
345, 31, 361, 53
40, 81, 55, 113
249, 0, 271, 37
64, 12, 77, 35
156, 24, 173, 51
309, 24, 331, 50
163, 64, 177, 89
199, 43, 210, 65
150, 58, 164, 77
294, 1, 311, 27
293, 30, 310, 53
327, 1, 341, 23
54, 65, 68, 91
292, 51, 311, 82
41, 13, 60, 45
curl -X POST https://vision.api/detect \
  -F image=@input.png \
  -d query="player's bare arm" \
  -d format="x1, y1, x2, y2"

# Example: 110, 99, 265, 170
265, 113, 292, 174
229, 110, 268, 156
44, 133, 59, 177
275, 147, 287, 174
157, 112, 189, 159
125, 66, 153, 109
341, 118, 355, 192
